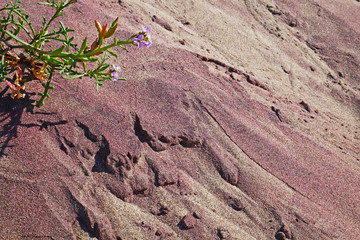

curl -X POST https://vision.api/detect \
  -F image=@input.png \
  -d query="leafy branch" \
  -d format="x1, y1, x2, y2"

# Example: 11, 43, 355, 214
0, 0, 152, 106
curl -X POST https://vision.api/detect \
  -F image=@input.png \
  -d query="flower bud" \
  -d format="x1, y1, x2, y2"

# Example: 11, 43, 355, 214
105, 23, 118, 38
99, 24, 108, 38
90, 39, 99, 51
95, 20, 102, 34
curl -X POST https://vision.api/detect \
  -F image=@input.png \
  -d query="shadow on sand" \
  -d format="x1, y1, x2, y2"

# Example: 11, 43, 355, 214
0, 85, 67, 156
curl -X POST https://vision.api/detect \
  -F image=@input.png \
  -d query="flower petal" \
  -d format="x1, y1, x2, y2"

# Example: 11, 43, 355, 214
142, 26, 150, 32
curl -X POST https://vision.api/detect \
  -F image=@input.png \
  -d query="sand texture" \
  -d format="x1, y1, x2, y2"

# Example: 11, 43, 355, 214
1, 0, 359, 239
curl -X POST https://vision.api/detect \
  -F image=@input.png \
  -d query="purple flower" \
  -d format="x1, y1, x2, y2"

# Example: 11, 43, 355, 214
133, 34, 144, 43
133, 26, 152, 48
109, 65, 121, 81
111, 71, 119, 81
142, 26, 151, 32
112, 65, 121, 72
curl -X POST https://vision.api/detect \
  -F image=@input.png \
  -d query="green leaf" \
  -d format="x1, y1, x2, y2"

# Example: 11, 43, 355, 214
119, 45, 128, 51
105, 17, 118, 38
74, 55, 97, 62
11, 24, 21, 35
59, 21, 66, 31
78, 37, 87, 55
98, 37, 104, 47
87, 57, 98, 62
106, 49, 118, 57
36, 100, 44, 107
128, 34, 138, 41
61, 57, 76, 67
42, 55, 62, 65
49, 46, 65, 54
96, 64, 110, 73
110, 17, 119, 28
38, 2, 53, 6
62, 73, 86, 79
42, 16, 47, 25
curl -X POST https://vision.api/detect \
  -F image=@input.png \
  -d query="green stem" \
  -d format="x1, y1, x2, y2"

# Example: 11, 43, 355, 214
40, 1, 72, 37
34, 3, 67, 48
12, 9, 36, 38
41, 11, 59, 35
3, 29, 134, 60
9, 20, 32, 39
2, 29, 36, 49
36, 69, 54, 107
82, 40, 134, 57
0, 5, 36, 39
0, 7, 14, 39
0, 52, 8, 82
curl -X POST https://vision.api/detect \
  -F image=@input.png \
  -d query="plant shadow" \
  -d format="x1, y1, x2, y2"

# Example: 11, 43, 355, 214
0, 85, 67, 157
0, 85, 37, 156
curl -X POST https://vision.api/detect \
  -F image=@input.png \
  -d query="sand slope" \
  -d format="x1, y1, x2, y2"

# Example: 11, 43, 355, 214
1, 0, 359, 239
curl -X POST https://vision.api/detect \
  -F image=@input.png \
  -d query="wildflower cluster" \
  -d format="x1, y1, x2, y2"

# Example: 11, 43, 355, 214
0, 0, 152, 106
133, 26, 152, 48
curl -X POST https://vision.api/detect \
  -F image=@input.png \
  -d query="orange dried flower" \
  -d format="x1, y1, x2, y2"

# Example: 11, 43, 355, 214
94, 17, 118, 39
6, 65, 26, 99
3, 52, 20, 66
31, 61, 46, 81
6, 79, 25, 99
